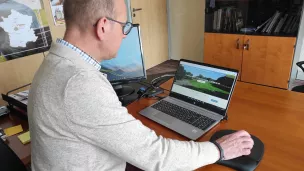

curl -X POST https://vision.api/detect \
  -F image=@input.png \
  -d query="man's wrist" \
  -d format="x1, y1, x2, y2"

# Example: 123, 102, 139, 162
211, 141, 224, 162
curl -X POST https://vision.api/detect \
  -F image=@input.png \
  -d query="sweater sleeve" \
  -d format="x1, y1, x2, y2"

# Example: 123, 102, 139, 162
63, 71, 220, 171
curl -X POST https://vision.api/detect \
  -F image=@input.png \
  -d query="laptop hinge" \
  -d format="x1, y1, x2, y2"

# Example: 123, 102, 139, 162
223, 115, 228, 121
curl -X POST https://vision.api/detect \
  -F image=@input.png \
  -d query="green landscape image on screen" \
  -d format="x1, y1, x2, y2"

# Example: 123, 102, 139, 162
175, 64, 236, 100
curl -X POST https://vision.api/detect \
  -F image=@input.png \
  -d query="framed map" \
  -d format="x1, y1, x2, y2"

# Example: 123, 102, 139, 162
0, 0, 52, 63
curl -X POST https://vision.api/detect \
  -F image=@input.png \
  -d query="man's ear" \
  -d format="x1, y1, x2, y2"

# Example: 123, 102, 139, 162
96, 17, 110, 41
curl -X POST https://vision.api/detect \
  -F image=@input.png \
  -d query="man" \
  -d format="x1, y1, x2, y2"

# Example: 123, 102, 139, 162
0, 0, 40, 60
28, 0, 254, 170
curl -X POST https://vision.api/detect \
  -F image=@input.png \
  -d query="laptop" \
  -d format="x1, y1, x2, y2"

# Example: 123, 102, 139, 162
140, 59, 239, 140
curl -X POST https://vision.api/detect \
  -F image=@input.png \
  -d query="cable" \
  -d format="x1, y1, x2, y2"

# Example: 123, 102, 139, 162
6, 83, 31, 95
117, 89, 135, 99
136, 81, 151, 87
137, 90, 168, 102
150, 74, 175, 86
42, 52, 46, 58
137, 92, 147, 101
136, 81, 171, 92
136, 74, 175, 101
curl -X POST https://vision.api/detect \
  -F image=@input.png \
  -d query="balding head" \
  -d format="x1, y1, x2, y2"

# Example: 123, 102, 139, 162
62, 0, 127, 62
63, 0, 115, 31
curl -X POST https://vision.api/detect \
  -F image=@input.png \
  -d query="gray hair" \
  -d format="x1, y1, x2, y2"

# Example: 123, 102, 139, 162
63, 0, 115, 31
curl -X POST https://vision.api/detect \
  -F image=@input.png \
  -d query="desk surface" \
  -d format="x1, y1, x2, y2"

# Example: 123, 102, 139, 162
0, 114, 30, 165
128, 80, 304, 171
1, 80, 304, 170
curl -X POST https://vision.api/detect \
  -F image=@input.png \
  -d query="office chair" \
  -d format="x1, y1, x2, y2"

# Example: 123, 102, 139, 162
292, 61, 304, 93
0, 140, 27, 171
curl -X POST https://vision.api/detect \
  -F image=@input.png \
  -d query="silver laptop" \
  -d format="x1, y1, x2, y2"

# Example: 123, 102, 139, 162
140, 59, 239, 140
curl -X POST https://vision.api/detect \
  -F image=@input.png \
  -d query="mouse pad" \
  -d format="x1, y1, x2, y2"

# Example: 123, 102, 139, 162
210, 130, 264, 171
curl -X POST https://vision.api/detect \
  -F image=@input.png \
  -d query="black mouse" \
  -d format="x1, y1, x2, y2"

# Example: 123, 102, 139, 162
210, 130, 264, 171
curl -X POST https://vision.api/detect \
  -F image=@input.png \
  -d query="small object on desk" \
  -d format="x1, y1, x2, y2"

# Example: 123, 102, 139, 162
8, 90, 29, 105
0, 128, 7, 142
0, 106, 9, 117
2, 87, 30, 117
137, 87, 164, 98
210, 130, 264, 171
18, 131, 30, 144
240, 28, 256, 33
4, 125, 23, 137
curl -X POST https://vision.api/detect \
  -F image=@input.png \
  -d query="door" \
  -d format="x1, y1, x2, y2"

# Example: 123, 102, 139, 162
241, 36, 296, 89
168, 0, 205, 62
131, 0, 168, 69
204, 33, 244, 79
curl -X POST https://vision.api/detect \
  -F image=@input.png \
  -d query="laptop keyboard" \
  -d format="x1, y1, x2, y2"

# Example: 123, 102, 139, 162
151, 101, 216, 130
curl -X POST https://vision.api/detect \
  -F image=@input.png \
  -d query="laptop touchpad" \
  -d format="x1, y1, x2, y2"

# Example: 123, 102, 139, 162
154, 113, 174, 125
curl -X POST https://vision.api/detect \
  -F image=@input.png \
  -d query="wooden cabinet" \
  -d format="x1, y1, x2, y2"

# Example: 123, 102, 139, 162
204, 33, 244, 76
204, 33, 296, 89
242, 36, 296, 89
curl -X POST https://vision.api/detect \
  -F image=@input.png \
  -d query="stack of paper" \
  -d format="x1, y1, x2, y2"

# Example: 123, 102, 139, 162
18, 131, 30, 144
4, 125, 23, 136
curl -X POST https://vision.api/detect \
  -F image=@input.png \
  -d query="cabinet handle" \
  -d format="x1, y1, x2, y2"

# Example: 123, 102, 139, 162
244, 39, 250, 50
236, 38, 240, 49
133, 8, 143, 12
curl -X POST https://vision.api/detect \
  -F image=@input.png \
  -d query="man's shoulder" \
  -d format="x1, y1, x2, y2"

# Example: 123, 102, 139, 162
48, 42, 100, 72
71, 70, 107, 82
63, 69, 119, 107
66, 69, 111, 90
39, 52, 109, 90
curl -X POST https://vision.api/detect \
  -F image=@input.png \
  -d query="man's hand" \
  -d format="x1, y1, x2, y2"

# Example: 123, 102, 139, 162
216, 130, 254, 160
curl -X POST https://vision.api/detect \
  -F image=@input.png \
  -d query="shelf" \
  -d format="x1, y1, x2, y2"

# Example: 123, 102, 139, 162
205, 0, 303, 38
205, 31, 297, 38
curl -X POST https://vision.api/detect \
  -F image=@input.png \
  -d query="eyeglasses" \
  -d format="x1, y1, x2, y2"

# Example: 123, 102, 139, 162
93, 17, 134, 35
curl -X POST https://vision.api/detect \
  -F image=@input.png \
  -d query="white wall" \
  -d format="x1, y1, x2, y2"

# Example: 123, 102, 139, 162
125, 0, 132, 22
297, 39, 304, 80
290, 3, 304, 83
167, 0, 205, 62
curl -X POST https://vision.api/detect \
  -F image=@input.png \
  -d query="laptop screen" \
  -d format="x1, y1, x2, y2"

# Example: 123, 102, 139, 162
170, 60, 238, 116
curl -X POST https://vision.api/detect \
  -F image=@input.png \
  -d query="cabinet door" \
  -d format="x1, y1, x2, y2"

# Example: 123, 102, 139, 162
131, 0, 168, 69
241, 36, 296, 89
204, 33, 244, 77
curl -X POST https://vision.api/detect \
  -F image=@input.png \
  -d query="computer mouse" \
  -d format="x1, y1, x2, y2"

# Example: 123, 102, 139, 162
210, 130, 264, 171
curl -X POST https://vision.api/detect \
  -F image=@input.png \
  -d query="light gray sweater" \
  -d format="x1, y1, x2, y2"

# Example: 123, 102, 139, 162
28, 42, 219, 171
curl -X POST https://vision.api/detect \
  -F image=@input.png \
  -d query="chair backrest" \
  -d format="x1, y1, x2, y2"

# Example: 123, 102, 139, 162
0, 140, 27, 171
296, 61, 304, 72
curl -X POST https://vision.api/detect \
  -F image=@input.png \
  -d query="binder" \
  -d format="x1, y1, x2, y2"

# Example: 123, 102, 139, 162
213, 10, 218, 31
262, 13, 277, 33
267, 12, 281, 33
274, 14, 288, 33
283, 15, 294, 33
217, 9, 223, 31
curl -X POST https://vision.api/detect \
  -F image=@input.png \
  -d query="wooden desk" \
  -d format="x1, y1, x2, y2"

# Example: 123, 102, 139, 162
2, 80, 304, 170
0, 114, 30, 165
128, 80, 304, 171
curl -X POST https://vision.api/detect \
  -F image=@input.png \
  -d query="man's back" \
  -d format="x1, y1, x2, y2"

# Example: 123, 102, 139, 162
28, 43, 127, 170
